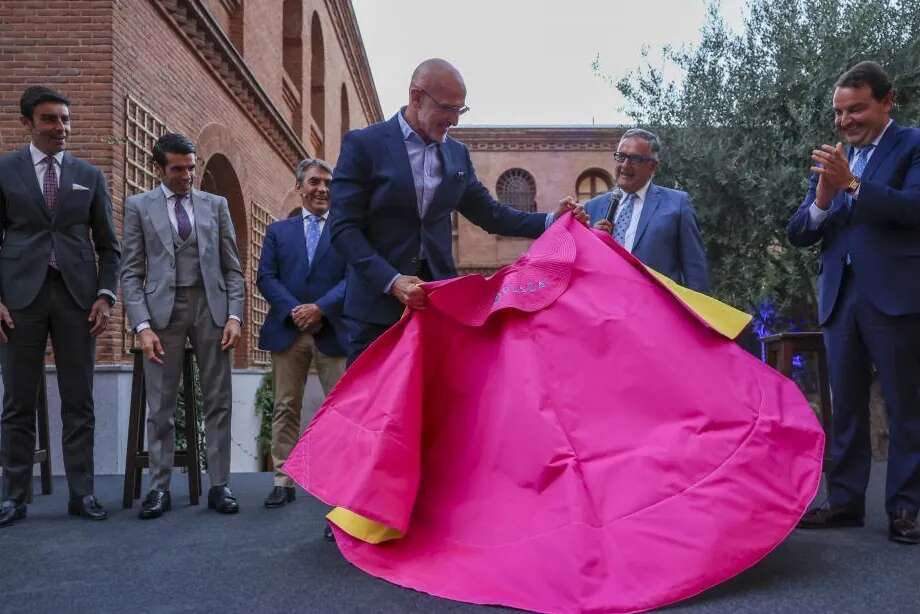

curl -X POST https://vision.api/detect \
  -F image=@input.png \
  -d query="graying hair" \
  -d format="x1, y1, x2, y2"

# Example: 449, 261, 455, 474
295, 157, 333, 186
620, 128, 661, 160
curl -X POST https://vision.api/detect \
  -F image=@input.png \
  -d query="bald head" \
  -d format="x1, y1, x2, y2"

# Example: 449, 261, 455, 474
403, 58, 468, 143
410, 58, 466, 92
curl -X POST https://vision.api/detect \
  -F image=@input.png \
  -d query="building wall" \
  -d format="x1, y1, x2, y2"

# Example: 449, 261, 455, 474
0, 0, 380, 366
451, 126, 624, 273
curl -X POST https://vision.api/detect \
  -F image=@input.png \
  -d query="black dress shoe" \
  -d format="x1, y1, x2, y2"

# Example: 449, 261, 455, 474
798, 504, 865, 529
68, 495, 108, 521
264, 486, 296, 508
324, 524, 335, 541
889, 509, 920, 545
208, 485, 239, 514
139, 489, 171, 520
0, 500, 26, 528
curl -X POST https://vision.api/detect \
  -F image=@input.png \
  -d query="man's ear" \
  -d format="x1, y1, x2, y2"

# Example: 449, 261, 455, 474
19, 116, 33, 130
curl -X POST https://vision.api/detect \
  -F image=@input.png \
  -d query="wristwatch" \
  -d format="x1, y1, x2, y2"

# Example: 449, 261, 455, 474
845, 175, 860, 194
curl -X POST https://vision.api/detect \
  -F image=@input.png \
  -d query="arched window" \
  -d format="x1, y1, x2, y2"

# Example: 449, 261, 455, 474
576, 168, 613, 201
310, 12, 325, 157
281, 0, 303, 135
496, 168, 537, 213
340, 83, 350, 141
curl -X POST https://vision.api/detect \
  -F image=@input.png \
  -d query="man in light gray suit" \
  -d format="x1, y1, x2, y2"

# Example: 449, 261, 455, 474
584, 128, 710, 294
121, 133, 244, 519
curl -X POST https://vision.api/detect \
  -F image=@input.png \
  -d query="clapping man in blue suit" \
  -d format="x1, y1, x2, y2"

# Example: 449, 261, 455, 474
331, 58, 586, 362
584, 128, 710, 293
789, 61, 920, 545
257, 158, 347, 509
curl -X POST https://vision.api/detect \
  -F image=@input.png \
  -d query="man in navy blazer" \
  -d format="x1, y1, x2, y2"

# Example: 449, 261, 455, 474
257, 158, 347, 509
584, 128, 710, 294
330, 58, 586, 362
789, 61, 920, 544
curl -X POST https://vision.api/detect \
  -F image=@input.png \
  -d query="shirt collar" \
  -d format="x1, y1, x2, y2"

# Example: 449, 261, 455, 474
303, 208, 328, 221
160, 184, 190, 202
398, 107, 445, 145
30, 143, 64, 167
867, 118, 893, 149
627, 179, 652, 203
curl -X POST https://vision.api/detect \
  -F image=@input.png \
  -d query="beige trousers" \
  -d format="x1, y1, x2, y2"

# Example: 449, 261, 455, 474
271, 331, 345, 486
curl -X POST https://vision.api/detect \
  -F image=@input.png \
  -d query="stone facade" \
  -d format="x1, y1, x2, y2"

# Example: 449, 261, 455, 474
450, 125, 625, 274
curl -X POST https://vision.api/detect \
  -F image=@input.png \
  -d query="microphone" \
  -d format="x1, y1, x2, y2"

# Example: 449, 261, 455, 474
604, 188, 625, 227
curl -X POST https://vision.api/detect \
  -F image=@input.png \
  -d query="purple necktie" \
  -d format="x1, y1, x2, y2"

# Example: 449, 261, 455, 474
43, 156, 58, 268
174, 194, 191, 241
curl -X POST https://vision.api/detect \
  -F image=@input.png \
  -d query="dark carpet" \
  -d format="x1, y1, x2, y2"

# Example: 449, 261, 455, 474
0, 464, 916, 613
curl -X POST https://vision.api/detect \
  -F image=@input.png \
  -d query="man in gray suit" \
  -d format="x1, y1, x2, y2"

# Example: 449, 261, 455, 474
0, 86, 121, 527
121, 133, 244, 518
584, 128, 710, 293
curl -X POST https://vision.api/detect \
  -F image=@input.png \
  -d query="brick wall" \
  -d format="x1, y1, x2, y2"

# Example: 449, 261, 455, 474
0, 0, 378, 365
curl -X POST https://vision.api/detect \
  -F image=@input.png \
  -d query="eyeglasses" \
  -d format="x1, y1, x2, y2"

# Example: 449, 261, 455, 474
417, 88, 470, 115
613, 152, 657, 164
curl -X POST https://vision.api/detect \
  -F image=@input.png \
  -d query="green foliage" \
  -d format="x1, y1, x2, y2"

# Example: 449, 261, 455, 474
254, 371, 274, 468
610, 0, 920, 325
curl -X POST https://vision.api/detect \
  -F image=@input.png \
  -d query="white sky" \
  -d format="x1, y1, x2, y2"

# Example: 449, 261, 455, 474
351, 0, 747, 125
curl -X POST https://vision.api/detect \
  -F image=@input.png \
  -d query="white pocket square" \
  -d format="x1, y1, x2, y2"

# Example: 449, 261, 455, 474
72, 183, 89, 191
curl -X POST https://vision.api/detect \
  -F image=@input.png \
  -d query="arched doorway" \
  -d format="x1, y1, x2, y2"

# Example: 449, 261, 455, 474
200, 153, 249, 367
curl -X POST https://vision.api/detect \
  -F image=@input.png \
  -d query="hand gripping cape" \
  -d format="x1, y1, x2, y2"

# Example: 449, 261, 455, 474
283, 214, 824, 614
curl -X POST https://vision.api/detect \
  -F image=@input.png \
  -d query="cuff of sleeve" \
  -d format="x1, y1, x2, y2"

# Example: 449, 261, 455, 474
383, 274, 401, 295
807, 202, 830, 229
544, 212, 555, 229
229, 315, 242, 324
97, 289, 116, 306
135, 321, 151, 333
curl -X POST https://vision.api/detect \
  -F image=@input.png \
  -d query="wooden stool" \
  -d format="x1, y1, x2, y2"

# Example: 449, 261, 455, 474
28, 369, 53, 503
122, 347, 203, 508
762, 332, 833, 466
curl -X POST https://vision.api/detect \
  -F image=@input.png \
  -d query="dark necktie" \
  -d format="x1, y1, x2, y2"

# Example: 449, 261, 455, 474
174, 194, 191, 241
43, 156, 58, 268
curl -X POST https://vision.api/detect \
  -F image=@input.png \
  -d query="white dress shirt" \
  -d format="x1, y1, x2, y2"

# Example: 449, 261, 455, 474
160, 184, 196, 233
616, 180, 652, 253
29, 143, 63, 191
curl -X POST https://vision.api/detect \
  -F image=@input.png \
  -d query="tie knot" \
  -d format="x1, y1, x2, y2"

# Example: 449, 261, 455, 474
174, 194, 184, 205
43, 156, 56, 167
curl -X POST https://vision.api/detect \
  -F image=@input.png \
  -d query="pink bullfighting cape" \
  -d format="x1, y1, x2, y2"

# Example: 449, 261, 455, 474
282, 214, 824, 614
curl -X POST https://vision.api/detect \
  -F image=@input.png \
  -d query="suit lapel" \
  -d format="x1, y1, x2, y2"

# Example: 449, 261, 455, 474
191, 189, 213, 248
14, 147, 50, 220
861, 121, 900, 181
309, 216, 333, 271
56, 152, 76, 213
384, 114, 422, 220
148, 187, 175, 256
632, 184, 662, 251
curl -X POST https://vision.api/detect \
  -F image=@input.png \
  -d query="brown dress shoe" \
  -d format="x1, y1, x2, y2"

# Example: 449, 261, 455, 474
798, 504, 864, 529
889, 510, 920, 545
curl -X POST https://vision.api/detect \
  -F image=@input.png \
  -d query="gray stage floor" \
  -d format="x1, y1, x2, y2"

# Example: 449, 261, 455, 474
0, 465, 916, 613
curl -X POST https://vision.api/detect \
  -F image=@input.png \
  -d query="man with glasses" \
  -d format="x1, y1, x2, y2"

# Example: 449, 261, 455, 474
330, 58, 587, 363
584, 129, 710, 293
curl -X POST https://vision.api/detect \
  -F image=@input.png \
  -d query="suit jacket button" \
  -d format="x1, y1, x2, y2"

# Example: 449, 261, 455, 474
410, 257, 418, 264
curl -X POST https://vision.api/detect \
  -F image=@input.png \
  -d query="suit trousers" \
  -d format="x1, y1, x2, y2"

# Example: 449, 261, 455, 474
143, 286, 232, 491
0, 268, 96, 503
823, 267, 920, 515
271, 331, 345, 486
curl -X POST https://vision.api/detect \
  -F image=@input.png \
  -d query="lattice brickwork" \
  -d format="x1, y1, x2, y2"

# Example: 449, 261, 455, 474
123, 96, 169, 352
249, 201, 275, 365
